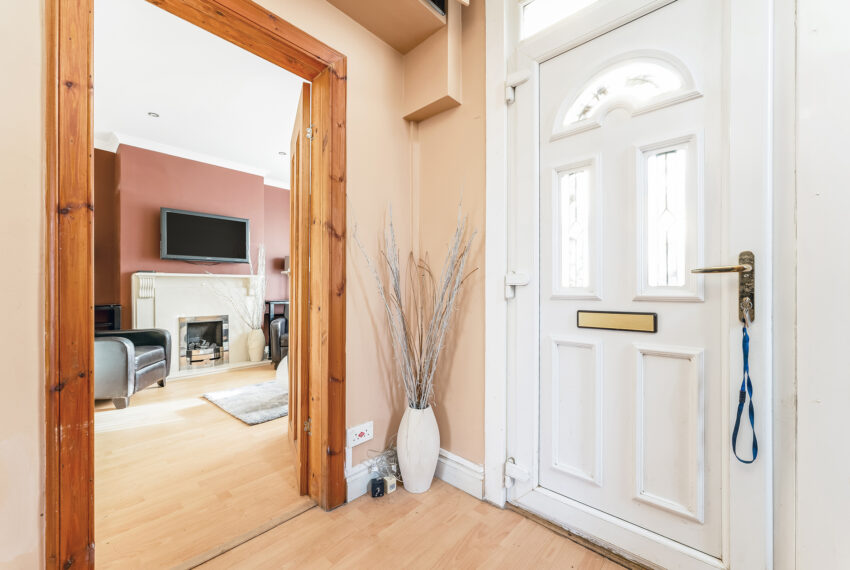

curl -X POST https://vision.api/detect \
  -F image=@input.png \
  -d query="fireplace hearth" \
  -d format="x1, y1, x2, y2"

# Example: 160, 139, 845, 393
178, 315, 230, 371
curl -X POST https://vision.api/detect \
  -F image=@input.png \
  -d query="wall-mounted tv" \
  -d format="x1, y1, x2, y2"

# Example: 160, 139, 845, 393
160, 208, 250, 263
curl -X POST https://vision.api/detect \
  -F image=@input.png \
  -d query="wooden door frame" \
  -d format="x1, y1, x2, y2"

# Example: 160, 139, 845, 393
45, 0, 347, 566
289, 81, 312, 495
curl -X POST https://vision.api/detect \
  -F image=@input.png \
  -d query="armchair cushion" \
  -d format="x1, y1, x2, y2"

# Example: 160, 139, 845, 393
134, 345, 166, 370
136, 361, 167, 391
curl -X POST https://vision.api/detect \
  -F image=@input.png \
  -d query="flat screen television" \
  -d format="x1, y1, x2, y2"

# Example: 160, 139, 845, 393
160, 208, 250, 263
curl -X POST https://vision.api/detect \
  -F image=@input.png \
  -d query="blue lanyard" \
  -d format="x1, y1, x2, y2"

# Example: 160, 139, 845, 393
732, 324, 758, 463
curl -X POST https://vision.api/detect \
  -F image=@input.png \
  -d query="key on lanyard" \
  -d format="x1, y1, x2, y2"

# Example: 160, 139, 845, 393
732, 298, 757, 464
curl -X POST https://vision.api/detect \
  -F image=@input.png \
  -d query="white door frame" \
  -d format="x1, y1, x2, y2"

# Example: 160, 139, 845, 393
483, 0, 798, 567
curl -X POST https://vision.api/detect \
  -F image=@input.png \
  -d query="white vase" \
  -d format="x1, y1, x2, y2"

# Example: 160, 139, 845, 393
397, 405, 440, 493
247, 329, 265, 362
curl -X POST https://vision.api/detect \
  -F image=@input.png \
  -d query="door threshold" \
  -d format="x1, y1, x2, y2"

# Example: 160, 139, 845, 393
506, 504, 649, 570
173, 501, 316, 570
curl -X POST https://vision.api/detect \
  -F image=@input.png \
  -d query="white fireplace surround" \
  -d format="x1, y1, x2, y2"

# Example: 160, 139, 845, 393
131, 272, 262, 377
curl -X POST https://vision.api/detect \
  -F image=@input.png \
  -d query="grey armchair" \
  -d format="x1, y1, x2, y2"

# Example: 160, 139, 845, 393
270, 317, 288, 369
94, 329, 172, 409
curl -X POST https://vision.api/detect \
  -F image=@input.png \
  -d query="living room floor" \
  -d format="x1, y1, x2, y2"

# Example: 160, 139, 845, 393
94, 364, 311, 569
95, 366, 624, 569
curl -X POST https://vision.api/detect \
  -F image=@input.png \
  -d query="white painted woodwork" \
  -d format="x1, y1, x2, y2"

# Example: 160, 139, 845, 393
536, 0, 721, 557
347, 447, 485, 503
483, 0, 511, 508
131, 272, 262, 377
634, 344, 704, 523
796, 1, 850, 568
504, 0, 775, 567
544, 338, 602, 485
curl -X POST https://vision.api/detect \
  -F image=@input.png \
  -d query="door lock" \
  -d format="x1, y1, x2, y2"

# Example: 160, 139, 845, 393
691, 251, 755, 323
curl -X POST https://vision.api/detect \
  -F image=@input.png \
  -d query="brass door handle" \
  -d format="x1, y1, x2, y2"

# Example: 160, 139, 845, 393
691, 251, 755, 323
691, 264, 752, 274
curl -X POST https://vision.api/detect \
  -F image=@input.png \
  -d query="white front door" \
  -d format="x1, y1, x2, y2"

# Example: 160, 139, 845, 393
506, 1, 772, 568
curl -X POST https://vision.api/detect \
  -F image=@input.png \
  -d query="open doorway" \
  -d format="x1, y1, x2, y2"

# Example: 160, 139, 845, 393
45, 0, 347, 566
91, 1, 314, 565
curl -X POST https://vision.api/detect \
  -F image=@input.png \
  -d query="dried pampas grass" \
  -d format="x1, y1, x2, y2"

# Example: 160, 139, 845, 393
356, 206, 476, 410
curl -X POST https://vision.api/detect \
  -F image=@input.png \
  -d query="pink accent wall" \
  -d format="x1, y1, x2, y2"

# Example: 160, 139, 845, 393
94, 149, 120, 307
112, 145, 289, 323
264, 185, 291, 300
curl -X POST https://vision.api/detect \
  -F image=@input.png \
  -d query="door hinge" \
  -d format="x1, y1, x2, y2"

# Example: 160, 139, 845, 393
305, 126, 314, 140
505, 271, 530, 299
504, 457, 530, 488
505, 70, 531, 104
303, 417, 312, 435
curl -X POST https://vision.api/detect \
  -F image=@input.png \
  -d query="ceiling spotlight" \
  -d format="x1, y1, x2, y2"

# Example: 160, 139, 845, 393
147, 112, 160, 118
278, 151, 287, 156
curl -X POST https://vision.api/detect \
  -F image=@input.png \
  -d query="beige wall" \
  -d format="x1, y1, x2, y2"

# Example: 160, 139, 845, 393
257, 0, 414, 466
260, 0, 486, 469
402, 0, 462, 121
416, 0, 486, 464
0, 1, 45, 568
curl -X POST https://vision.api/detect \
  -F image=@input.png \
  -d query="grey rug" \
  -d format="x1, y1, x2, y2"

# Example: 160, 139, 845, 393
202, 381, 289, 425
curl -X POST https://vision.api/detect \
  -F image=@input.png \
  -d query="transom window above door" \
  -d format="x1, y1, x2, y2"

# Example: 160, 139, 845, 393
521, 0, 601, 38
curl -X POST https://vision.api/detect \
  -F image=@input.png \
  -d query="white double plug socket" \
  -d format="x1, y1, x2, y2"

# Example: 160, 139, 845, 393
346, 421, 374, 448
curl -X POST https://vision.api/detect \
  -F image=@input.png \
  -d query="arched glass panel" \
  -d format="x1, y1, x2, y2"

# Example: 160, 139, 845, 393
563, 61, 684, 126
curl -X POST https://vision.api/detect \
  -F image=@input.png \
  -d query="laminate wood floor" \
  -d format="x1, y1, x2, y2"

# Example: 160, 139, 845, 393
96, 365, 623, 569
200, 479, 625, 570
95, 365, 313, 569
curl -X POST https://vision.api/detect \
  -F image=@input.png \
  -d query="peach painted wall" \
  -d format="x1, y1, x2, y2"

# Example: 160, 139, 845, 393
416, 1, 486, 464
264, 185, 291, 301
113, 145, 290, 324
255, 0, 413, 466
250, 0, 484, 467
0, 1, 44, 567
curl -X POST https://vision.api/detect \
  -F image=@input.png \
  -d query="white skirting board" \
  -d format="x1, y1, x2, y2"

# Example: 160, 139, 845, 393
345, 459, 377, 503
434, 448, 485, 499
346, 448, 484, 503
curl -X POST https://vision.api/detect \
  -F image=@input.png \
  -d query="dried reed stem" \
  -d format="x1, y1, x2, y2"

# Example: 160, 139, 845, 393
205, 244, 266, 330
355, 206, 476, 409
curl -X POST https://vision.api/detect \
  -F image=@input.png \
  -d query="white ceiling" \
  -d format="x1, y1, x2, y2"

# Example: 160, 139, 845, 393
94, 0, 305, 187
